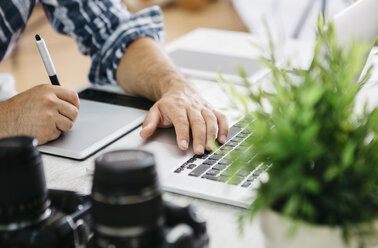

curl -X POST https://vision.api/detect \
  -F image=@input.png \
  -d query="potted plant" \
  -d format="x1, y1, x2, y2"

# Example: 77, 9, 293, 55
224, 18, 378, 248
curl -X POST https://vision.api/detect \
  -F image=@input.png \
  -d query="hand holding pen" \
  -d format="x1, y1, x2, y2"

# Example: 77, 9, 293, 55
0, 34, 79, 144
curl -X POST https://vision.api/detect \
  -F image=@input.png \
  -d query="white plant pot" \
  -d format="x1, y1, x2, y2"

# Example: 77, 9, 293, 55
258, 209, 378, 248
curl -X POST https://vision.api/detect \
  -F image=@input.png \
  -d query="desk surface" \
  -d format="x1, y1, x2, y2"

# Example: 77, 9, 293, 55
43, 155, 263, 248
42, 79, 264, 248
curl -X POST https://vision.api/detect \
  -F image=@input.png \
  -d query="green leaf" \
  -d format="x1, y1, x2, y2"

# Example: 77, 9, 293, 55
222, 14, 378, 244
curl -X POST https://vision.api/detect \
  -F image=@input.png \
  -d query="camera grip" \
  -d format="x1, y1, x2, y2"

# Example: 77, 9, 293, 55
163, 201, 209, 247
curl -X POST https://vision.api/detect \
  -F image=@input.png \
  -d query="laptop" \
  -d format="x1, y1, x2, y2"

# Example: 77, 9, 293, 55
86, 0, 377, 208
39, 88, 154, 160
166, 29, 272, 84
153, 0, 378, 208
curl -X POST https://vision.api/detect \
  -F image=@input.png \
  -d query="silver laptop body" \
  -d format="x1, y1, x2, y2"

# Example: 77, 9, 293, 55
155, 0, 378, 208
85, 0, 377, 207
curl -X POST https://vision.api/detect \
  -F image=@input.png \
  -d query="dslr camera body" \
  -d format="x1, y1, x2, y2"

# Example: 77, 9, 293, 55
0, 137, 209, 248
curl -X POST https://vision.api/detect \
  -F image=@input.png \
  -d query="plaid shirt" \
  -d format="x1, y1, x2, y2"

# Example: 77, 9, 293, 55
0, 0, 165, 85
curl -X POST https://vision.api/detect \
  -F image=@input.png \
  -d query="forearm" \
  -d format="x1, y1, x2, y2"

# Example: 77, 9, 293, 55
116, 37, 194, 100
116, 37, 228, 154
0, 101, 11, 138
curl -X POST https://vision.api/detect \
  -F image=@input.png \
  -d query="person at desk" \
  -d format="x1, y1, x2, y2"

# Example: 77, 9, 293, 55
0, 0, 228, 155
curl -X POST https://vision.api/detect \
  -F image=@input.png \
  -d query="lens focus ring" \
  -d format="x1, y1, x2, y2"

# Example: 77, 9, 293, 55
92, 150, 163, 229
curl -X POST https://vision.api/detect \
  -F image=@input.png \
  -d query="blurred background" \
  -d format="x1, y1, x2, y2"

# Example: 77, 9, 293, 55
0, 0, 247, 93
0, 0, 353, 93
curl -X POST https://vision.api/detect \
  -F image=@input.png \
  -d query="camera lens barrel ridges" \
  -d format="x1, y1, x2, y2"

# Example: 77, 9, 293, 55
0, 137, 50, 230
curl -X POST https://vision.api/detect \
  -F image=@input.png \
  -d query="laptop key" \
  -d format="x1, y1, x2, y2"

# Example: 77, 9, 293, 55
253, 168, 263, 176
232, 136, 244, 142
202, 175, 227, 182
247, 175, 257, 182
195, 152, 209, 160
217, 148, 229, 156
213, 163, 227, 170
189, 165, 211, 177
220, 170, 233, 177
232, 122, 243, 128
187, 157, 197, 163
236, 133, 247, 138
237, 170, 251, 178
237, 133, 248, 139
219, 145, 231, 152
229, 176, 244, 185
227, 141, 238, 147
218, 159, 230, 166
241, 181, 252, 188
227, 126, 240, 141
174, 167, 183, 173
187, 163, 197, 170
202, 159, 217, 165
202, 175, 218, 181
209, 154, 222, 161
206, 169, 219, 176
234, 146, 247, 151
241, 129, 250, 135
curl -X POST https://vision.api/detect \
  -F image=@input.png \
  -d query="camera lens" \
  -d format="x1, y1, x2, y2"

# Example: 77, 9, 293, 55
92, 149, 164, 248
0, 136, 50, 231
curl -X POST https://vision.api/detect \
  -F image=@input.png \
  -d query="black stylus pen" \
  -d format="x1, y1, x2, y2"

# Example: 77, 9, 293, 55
35, 34, 61, 86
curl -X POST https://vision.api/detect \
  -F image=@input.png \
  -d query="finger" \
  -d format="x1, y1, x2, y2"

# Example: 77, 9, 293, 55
214, 110, 229, 144
188, 108, 206, 155
58, 99, 79, 122
140, 106, 161, 138
53, 87, 80, 109
170, 108, 190, 151
201, 109, 218, 151
55, 114, 74, 132
38, 127, 61, 145
50, 128, 62, 141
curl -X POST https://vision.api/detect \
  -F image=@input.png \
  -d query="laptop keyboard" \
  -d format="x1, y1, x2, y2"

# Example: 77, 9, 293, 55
173, 119, 268, 188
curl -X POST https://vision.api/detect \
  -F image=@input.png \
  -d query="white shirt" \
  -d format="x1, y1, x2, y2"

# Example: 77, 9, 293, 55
0, 74, 18, 102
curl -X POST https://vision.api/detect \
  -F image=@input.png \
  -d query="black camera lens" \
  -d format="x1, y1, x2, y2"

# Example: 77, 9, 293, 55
0, 136, 50, 231
92, 149, 164, 248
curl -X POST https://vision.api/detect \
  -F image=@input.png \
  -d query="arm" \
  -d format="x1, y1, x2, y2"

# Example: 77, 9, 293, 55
41, 0, 228, 154
40, 0, 165, 85
116, 38, 228, 154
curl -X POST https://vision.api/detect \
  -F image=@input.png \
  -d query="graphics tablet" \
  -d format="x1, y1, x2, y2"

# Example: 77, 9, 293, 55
38, 88, 154, 160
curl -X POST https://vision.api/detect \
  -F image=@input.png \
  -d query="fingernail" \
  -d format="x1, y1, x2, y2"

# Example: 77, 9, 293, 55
143, 123, 152, 130
196, 145, 204, 154
206, 141, 214, 151
219, 135, 227, 144
180, 140, 189, 149
140, 130, 146, 138
140, 125, 150, 137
